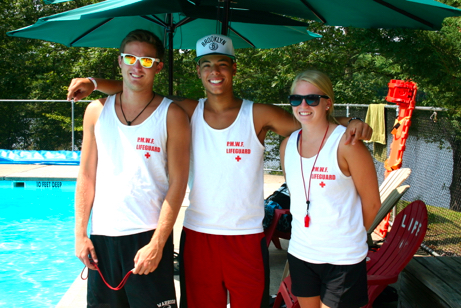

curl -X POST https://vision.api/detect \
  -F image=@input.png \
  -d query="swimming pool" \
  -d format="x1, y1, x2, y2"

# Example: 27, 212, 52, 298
0, 180, 80, 308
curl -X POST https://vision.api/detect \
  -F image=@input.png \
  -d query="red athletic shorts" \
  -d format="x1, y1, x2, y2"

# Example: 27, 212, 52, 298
179, 227, 269, 308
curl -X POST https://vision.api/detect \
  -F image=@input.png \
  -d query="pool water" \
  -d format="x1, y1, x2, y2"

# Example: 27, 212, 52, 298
0, 181, 80, 308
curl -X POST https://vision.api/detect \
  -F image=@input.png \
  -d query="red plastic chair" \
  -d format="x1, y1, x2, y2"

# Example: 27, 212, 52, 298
272, 200, 428, 308
272, 274, 300, 308
264, 208, 291, 248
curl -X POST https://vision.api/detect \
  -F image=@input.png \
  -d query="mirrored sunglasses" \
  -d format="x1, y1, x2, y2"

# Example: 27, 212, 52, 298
287, 94, 329, 107
120, 53, 160, 68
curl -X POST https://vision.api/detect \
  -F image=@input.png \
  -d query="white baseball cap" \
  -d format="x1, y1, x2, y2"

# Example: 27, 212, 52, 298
194, 34, 236, 63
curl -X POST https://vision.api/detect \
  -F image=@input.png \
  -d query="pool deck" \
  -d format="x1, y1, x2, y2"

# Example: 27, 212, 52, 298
0, 164, 79, 181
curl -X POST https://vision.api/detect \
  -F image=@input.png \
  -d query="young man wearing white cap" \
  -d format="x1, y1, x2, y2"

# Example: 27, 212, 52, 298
68, 33, 371, 308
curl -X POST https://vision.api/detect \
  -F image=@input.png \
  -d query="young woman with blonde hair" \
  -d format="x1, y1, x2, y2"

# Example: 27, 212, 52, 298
280, 70, 380, 308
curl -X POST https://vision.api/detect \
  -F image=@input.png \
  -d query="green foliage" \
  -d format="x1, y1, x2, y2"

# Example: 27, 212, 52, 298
157, 49, 204, 99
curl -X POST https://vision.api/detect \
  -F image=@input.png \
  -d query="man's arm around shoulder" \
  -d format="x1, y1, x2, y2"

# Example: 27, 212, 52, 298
133, 103, 191, 275
67, 78, 122, 102
253, 103, 301, 139
336, 117, 373, 145
75, 98, 105, 270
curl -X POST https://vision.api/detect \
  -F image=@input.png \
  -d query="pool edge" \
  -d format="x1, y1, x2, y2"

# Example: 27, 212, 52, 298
56, 275, 87, 308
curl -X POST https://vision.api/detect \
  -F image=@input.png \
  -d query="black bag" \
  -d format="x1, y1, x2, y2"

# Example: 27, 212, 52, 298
268, 183, 290, 210
263, 183, 292, 233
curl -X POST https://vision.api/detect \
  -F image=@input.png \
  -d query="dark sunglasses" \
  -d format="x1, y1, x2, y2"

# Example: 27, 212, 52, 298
287, 94, 329, 107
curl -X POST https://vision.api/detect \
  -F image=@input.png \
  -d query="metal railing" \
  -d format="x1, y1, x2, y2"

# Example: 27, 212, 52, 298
275, 103, 446, 116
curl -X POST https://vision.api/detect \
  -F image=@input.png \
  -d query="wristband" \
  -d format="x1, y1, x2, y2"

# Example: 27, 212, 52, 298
348, 117, 363, 124
87, 77, 98, 91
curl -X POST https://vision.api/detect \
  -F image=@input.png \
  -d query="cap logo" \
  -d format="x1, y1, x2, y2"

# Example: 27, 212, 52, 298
209, 42, 219, 51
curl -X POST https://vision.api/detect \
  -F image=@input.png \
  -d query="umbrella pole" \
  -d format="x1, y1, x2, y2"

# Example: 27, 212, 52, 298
221, 0, 230, 35
167, 14, 174, 96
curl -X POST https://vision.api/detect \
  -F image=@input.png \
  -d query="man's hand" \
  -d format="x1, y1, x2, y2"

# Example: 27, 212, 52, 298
132, 242, 163, 275
76, 236, 98, 270
344, 119, 373, 145
67, 78, 94, 102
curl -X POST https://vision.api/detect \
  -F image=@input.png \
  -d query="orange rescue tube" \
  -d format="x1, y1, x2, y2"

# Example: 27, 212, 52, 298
375, 80, 417, 239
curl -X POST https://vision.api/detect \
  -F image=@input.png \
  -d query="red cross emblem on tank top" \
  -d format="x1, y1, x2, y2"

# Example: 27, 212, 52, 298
145, 152, 151, 159
319, 181, 326, 188
235, 156, 242, 162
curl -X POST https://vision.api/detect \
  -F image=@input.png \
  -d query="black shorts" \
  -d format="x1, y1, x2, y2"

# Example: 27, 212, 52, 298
87, 230, 177, 308
287, 253, 368, 308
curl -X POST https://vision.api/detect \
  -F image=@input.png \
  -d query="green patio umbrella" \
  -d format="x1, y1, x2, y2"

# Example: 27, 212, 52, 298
196, 0, 461, 31
42, 0, 461, 31
8, 0, 321, 94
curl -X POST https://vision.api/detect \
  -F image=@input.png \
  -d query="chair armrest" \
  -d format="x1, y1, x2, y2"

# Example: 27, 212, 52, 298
367, 274, 399, 285
368, 185, 410, 234
274, 209, 291, 217
264, 209, 291, 247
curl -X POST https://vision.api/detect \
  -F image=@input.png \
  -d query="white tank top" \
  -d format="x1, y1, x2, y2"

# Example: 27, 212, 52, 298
90, 94, 172, 236
286, 126, 367, 265
184, 99, 265, 235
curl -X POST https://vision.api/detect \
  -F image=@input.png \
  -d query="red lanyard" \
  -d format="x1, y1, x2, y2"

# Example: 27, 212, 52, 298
81, 262, 133, 291
298, 125, 329, 227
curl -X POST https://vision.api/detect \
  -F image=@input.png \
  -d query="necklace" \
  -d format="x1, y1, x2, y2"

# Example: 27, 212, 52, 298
120, 92, 156, 126
298, 124, 329, 228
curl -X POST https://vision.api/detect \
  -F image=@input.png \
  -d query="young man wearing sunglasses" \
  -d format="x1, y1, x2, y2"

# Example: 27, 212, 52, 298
68, 33, 371, 308
75, 29, 190, 308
